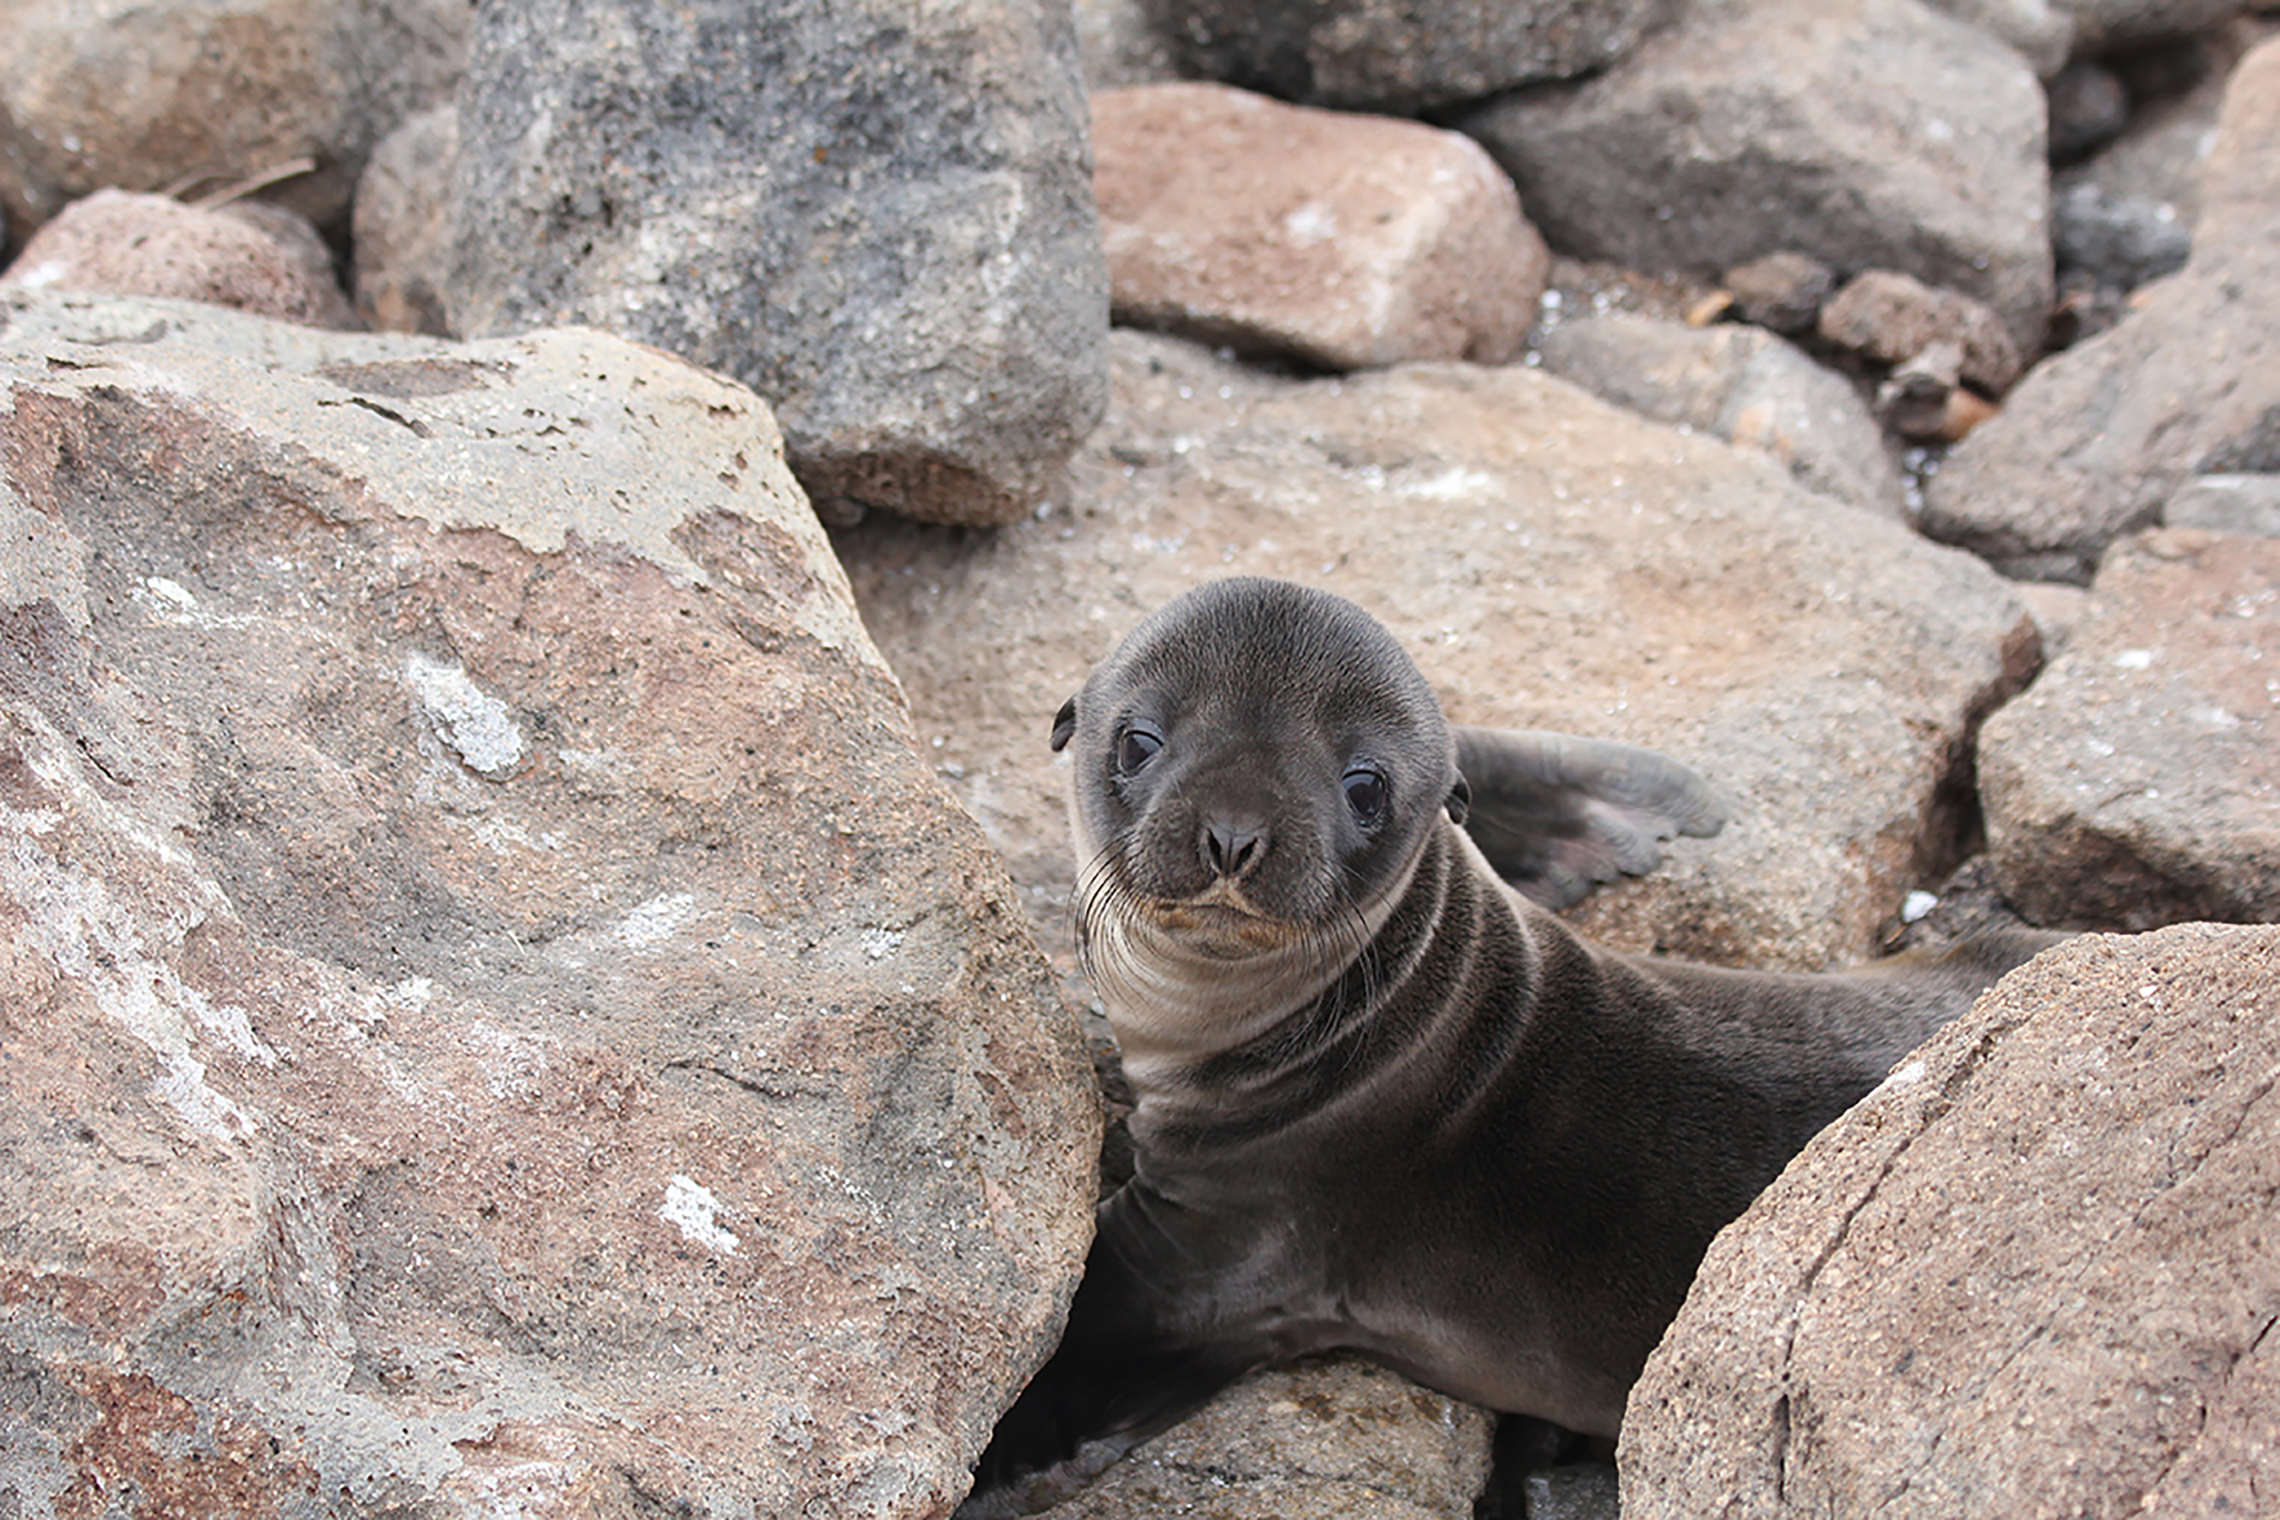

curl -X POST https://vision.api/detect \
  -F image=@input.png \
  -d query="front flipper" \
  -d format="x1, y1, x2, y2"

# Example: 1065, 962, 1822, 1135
960, 1185, 1287, 1518
1454, 726, 1726, 909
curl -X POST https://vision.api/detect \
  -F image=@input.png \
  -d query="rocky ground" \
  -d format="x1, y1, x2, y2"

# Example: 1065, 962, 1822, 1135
2, 2, 2276, 1518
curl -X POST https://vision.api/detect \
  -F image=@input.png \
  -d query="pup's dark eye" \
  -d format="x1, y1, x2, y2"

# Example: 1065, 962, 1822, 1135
1343, 766, 1388, 824
1118, 726, 1162, 775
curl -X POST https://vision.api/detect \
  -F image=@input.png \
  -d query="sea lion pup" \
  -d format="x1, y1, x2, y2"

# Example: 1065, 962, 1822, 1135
960, 577, 2057, 1517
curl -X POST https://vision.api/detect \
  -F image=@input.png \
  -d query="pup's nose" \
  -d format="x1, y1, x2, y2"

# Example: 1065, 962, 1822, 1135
1200, 816, 1268, 880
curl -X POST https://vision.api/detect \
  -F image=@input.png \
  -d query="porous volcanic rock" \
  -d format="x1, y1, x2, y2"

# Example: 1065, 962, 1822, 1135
442, 0, 1108, 528
1978, 528, 2280, 928
1092, 83, 1549, 369
1536, 313, 1906, 516
1, 188, 358, 329
1159, 0, 1674, 113
0, 0, 471, 239
1030, 1361, 1493, 1520
1621, 922, 2280, 1519
837, 330, 2038, 979
1461, 0, 2054, 350
1924, 34, 2280, 580
0, 290, 1096, 1519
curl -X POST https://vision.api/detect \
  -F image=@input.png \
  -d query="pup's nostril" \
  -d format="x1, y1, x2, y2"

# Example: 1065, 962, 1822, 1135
1202, 819, 1267, 879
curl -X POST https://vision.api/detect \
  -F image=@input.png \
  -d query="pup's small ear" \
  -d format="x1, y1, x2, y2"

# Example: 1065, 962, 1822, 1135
1445, 776, 1471, 825
1050, 695, 1079, 752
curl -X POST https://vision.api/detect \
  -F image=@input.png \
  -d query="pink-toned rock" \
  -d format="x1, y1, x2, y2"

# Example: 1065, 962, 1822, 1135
0, 289, 1097, 1518
1093, 82, 1549, 369
1, 188, 360, 328
1621, 922, 2280, 1519
0, 0, 471, 238
1978, 528, 2280, 928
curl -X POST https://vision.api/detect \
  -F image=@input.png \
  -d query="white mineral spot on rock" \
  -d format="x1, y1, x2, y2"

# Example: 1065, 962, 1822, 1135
1400, 467, 1498, 501
862, 927, 906, 960
1900, 890, 1939, 923
403, 652, 525, 777
13, 260, 65, 289
1878, 1058, 1927, 1092
144, 575, 197, 607
1283, 201, 1338, 245
2189, 705, 2241, 729
661, 1174, 739, 1256
2112, 648, 2155, 670
618, 891, 698, 948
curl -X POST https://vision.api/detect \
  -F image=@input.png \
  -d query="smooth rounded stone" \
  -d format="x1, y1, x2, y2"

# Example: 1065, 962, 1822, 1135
2067, 0, 2248, 54
0, 290, 1097, 1519
1461, 0, 2054, 352
1534, 312, 1906, 516
443, 0, 1108, 528
838, 330, 2037, 979
1978, 528, 2280, 928
1621, 922, 2280, 1520
1093, 83, 1549, 370
0, 0, 470, 239
2050, 180, 2194, 285
1722, 251, 1837, 335
2052, 20, 2266, 228
351, 105, 456, 335
2167, 471, 2280, 533
1816, 270, 2026, 394
1159, 0, 1675, 113
2045, 58, 2130, 159
1029, 1361, 1493, 1520
1923, 35, 2280, 582
0, 188, 358, 329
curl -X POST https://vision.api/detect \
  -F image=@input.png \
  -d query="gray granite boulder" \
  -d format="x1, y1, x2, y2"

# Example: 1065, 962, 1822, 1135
1462, 0, 2054, 351
1923, 34, 2280, 580
1622, 922, 2280, 1519
1156, 0, 1674, 113
1979, 528, 2280, 928
0, 291, 1097, 1519
443, 0, 1109, 527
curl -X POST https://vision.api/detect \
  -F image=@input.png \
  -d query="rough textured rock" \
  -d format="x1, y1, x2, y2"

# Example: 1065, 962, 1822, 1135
0, 0, 471, 239
1722, 252, 1836, 335
1923, 34, 2280, 581
1030, 1361, 1492, 1520
1925, 0, 2075, 73
1978, 528, 2280, 929
352, 105, 456, 335
1621, 922, 2280, 1520
0, 188, 358, 329
442, 0, 1109, 528
1461, 0, 2054, 350
1159, 0, 1674, 113
838, 331, 2038, 981
1092, 83, 1548, 370
1535, 313, 1906, 516
1816, 270, 2026, 393
0, 290, 1097, 1518
2168, 471, 2280, 534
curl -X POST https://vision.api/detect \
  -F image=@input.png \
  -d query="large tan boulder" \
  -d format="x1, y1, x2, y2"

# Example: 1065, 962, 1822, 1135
0, 291, 1096, 1518
1622, 922, 2280, 1519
